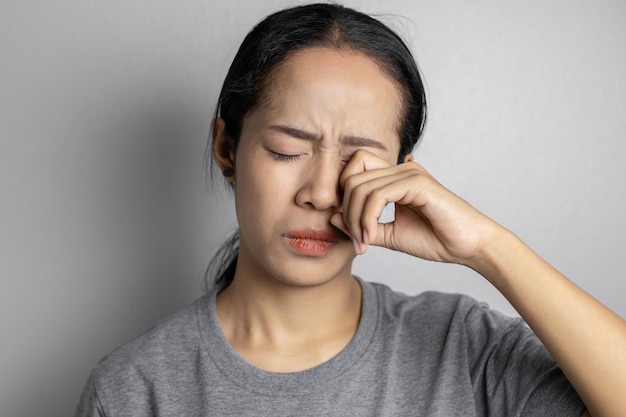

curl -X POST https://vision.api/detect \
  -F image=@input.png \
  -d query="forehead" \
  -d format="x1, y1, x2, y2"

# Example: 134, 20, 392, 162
254, 47, 404, 149
263, 47, 403, 110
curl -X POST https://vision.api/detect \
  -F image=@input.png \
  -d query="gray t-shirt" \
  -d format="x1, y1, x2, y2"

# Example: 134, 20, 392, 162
74, 279, 585, 416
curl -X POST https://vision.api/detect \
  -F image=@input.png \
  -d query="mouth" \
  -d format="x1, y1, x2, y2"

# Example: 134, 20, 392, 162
283, 229, 341, 256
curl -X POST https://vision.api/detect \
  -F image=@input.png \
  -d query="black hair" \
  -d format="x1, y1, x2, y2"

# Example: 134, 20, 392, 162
205, 3, 427, 290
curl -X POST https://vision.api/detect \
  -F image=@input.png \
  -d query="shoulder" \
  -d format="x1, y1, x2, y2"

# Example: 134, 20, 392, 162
353, 283, 585, 417
76, 295, 215, 415
363, 280, 527, 354
367, 280, 503, 324
91, 295, 208, 386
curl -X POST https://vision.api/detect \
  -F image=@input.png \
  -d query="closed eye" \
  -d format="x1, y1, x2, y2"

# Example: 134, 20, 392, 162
269, 151, 304, 162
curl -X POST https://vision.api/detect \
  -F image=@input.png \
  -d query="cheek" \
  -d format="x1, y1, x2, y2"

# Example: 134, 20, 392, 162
234, 164, 299, 244
234, 154, 297, 212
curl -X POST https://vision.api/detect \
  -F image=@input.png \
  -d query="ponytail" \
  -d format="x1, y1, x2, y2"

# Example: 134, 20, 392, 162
205, 229, 239, 291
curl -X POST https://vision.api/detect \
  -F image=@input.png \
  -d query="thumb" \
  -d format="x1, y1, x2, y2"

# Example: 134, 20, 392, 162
369, 221, 394, 250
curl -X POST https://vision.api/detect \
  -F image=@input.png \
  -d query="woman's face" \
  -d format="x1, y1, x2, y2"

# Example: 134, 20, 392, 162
227, 47, 404, 287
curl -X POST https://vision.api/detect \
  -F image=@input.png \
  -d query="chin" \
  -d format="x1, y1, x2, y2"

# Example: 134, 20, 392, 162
268, 256, 354, 289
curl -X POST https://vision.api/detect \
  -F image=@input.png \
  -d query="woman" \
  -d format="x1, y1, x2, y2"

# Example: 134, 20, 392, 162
75, 3, 626, 416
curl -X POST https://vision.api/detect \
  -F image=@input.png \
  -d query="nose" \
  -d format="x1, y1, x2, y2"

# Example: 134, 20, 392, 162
295, 156, 341, 211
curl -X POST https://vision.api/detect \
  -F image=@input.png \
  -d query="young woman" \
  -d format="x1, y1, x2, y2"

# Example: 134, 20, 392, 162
75, 4, 626, 416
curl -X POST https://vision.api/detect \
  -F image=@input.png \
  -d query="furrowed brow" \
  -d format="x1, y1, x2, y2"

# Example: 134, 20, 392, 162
268, 125, 319, 141
267, 125, 388, 151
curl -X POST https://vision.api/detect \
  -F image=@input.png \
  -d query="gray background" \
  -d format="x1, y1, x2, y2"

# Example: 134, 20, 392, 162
2, 0, 625, 415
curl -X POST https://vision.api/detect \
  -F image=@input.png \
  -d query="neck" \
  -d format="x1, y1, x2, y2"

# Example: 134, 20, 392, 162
215, 250, 362, 372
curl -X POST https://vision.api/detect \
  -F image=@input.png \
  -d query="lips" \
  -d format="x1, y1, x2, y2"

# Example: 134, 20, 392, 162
283, 229, 341, 256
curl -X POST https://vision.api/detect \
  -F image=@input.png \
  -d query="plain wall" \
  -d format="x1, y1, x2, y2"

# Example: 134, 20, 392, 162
1, 0, 624, 415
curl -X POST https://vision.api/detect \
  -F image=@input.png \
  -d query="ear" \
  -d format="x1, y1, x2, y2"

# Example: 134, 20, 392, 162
403, 152, 414, 163
212, 118, 236, 180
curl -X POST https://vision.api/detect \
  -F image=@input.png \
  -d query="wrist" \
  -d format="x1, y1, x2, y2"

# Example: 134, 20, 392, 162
465, 224, 525, 289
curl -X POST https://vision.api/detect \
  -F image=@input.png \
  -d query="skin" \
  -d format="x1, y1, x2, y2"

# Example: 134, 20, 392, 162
214, 47, 626, 416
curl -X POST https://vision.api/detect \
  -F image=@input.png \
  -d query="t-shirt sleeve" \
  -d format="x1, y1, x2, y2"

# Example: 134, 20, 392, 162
461, 298, 586, 417
73, 370, 106, 417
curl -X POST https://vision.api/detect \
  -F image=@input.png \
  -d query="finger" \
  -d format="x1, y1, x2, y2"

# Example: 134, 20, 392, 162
340, 153, 435, 253
330, 212, 350, 237
343, 171, 397, 246
369, 205, 437, 254
357, 172, 421, 247
372, 221, 395, 250
340, 156, 433, 220
329, 213, 362, 255
340, 150, 397, 243
339, 149, 393, 191
343, 169, 417, 247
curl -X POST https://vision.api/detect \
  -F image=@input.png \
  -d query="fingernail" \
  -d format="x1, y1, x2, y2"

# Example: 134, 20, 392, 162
362, 229, 369, 245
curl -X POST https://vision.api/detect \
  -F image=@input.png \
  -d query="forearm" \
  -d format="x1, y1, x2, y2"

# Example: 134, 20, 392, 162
468, 227, 626, 417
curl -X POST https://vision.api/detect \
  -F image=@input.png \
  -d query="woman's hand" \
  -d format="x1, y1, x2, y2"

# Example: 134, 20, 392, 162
330, 150, 626, 417
330, 149, 499, 266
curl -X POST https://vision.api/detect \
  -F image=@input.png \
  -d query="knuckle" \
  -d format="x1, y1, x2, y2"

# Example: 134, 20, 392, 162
370, 187, 385, 201
352, 149, 369, 159
344, 175, 358, 191
370, 186, 383, 197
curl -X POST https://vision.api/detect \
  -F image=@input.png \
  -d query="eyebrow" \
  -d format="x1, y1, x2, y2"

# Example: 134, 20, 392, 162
267, 125, 388, 151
